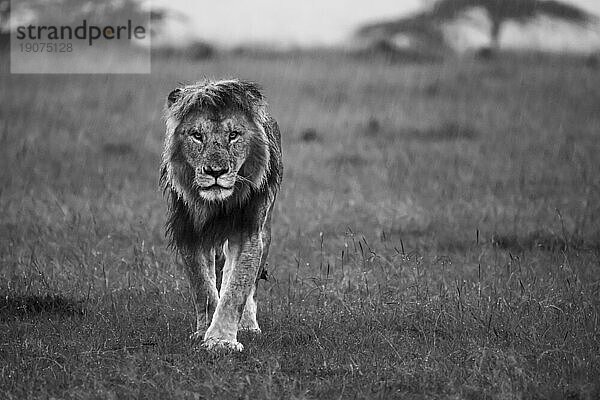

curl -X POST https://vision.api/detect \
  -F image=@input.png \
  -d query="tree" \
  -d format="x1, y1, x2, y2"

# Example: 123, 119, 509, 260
357, 11, 449, 50
0, 0, 9, 31
0, 0, 171, 35
358, 0, 596, 53
0, 0, 9, 50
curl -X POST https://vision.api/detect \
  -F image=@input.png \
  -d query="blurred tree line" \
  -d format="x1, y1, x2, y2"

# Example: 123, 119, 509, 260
0, 0, 215, 59
0, 0, 170, 50
358, 0, 597, 55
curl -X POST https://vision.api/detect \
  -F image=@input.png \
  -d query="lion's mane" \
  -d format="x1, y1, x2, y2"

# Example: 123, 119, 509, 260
160, 80, 282, 251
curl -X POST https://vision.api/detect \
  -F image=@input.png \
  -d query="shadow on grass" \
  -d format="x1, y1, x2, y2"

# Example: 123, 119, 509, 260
328, 152, 369, 168
362, 120, 480, 142
102, 142, 135, 156
492, 230, 598, 253
0, 294, 85, 319
299, 128, 320, 143
404, 121, 480, 141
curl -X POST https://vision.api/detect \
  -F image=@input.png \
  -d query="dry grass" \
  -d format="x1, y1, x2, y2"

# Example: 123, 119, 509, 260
0, 51, 599, 399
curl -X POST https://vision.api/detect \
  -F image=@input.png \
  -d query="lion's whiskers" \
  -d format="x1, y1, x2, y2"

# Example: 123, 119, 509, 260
235, 174, 258, 190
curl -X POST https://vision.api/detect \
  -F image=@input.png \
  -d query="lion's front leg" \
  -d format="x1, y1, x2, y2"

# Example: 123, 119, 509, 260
203, 234, 262, 351
239, 283, 260, 332
180, 249, 219, 340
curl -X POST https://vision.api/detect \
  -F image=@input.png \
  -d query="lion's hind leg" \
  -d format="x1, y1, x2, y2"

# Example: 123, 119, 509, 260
239, 211, 272, 333
215, 246, 225, 292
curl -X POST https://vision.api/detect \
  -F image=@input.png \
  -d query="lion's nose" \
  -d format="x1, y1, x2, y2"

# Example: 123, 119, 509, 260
203, 166, 229, 179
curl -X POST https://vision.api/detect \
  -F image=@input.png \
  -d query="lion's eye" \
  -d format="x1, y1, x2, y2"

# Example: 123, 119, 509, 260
229, 130, 242, 142
190, 130, 203, 142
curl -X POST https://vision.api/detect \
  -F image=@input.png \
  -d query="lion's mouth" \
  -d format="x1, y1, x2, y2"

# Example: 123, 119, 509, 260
201, 183, 233, 191
195, 173, 236, 198
197, 182, 235, 201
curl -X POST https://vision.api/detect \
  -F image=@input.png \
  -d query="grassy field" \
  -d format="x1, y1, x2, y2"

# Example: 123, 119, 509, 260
1, 51, 599, 399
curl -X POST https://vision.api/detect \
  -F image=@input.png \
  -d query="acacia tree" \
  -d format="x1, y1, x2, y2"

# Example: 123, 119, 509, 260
359, 0, 596, 53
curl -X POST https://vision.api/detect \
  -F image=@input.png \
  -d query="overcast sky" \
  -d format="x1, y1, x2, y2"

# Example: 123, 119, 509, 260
156, 0, 600, 52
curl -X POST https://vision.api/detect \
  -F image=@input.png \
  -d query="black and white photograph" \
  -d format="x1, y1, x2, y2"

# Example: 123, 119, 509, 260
1, 0, 599, 398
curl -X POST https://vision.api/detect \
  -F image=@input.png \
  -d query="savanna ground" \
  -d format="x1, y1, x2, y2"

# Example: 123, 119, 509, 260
1, 49, 599, 399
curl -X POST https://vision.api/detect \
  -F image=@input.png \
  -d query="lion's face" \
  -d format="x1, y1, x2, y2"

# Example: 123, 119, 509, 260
173, 108, 260, 202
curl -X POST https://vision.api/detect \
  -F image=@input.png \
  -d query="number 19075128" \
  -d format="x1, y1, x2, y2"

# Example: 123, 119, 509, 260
19, 42, 73, 53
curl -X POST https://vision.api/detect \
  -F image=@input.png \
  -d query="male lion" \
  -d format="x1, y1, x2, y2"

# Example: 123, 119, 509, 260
160, 79, 282, 351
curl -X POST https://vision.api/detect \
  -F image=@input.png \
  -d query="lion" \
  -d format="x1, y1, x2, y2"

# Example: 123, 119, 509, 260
160, 79, 282, 351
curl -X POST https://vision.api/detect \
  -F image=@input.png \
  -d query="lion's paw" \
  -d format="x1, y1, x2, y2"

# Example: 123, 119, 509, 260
202, 338, 244, 352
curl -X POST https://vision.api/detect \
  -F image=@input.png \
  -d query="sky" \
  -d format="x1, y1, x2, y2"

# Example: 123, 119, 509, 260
156, 0, 600, 52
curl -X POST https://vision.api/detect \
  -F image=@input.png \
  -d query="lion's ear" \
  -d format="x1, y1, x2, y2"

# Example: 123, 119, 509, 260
167, 88, 182, 108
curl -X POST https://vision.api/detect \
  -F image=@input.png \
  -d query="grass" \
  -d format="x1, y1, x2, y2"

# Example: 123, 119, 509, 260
1, 50, 599, 399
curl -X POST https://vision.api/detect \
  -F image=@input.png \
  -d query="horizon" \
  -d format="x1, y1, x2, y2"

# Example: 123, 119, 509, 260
156, 0, 600, 52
